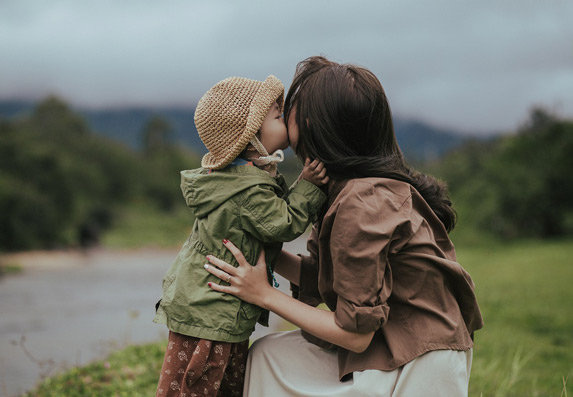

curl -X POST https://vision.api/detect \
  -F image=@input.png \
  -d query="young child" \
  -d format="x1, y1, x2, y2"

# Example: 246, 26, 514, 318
154, 75, 328, 396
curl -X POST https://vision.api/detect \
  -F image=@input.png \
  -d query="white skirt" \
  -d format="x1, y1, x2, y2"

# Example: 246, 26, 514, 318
244, 330, 472, 397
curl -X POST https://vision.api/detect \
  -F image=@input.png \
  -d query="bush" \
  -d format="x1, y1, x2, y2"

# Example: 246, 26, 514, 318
432, 108, 573, 239
0, 97, 201, 251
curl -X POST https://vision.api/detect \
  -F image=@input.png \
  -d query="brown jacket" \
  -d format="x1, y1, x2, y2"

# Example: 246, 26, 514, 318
295, 178, 484, 380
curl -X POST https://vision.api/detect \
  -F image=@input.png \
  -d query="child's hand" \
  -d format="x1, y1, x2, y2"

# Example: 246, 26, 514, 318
300, 158, 329, 186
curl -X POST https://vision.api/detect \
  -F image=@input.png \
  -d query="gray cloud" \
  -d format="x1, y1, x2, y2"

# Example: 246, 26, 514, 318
1, 0, 571, 134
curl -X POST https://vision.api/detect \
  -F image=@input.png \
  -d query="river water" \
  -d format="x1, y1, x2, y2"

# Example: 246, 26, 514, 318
0, 238, 307, 397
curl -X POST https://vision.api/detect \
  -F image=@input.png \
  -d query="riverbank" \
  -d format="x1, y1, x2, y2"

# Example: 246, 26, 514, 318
0, 246, 178, 270
0, 247, 175, 396
0, 238, 306, 397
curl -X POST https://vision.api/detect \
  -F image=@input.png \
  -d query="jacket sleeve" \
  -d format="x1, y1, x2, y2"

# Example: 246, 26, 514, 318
330, 181, 410, 334
238, 179, 326, 243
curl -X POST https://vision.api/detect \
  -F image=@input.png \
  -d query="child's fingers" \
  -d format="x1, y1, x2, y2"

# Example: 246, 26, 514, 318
316, 168, 327, 179
309, 159, 320, 169
304, 158, 311, 167
314, 162, 324, 173
322, 176, 330, 184
222, 239, 250, 268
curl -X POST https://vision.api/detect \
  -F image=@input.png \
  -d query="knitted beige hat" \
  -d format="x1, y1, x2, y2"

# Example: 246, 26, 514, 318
195, 75, 284, 170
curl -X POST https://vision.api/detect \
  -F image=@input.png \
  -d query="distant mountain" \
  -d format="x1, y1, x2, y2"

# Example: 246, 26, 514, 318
82, 107, 204, 152
0, 100, 474, 161
0, 100, 204, 153
393, 119, 466, 162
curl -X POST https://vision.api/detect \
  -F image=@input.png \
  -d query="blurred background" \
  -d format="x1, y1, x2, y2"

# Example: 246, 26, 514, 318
0, 1, 572, 396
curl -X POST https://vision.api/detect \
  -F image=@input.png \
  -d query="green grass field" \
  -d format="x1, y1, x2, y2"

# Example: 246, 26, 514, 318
25, 218, 573, 396
100, 201, 193, 249
460, 238, 573, 396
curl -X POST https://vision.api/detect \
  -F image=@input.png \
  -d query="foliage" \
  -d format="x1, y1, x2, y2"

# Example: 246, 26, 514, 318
143, 146, 200, 212
430, 108, 573, 239
0, 96, 200, 251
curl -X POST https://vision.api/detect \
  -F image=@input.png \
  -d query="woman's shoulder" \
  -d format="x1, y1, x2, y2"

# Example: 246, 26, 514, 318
333, 178, 413, 211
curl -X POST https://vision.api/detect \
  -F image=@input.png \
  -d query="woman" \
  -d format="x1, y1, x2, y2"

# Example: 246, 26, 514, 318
204, 56, 483, 396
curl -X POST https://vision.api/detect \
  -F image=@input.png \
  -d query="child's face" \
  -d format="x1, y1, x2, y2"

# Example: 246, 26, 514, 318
259, 102, 288, 154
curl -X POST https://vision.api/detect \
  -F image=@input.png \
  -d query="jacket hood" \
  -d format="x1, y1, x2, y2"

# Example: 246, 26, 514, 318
180, 166, 282, 218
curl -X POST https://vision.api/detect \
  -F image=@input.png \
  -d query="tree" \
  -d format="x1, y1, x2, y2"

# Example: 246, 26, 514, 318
30, 95, 89, 136
0, 97, 141, 249
0, 96, 202, 250
433, 108, 573, 239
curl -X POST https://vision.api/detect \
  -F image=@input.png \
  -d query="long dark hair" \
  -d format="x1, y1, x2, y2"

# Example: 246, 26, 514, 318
285, 56, 456, 232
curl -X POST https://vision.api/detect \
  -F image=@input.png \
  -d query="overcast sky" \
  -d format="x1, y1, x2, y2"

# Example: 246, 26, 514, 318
1, 0, 572, 135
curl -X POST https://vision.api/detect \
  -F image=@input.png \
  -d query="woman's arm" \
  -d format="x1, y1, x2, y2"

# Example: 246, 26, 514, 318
259, 286, 374, 353
274, 249, 301, 286
205, 241, 374, 353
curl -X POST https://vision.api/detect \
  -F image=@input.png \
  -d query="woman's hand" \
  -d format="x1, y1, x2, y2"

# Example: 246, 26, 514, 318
204, 240, 275, 309
206, 240, 375, 353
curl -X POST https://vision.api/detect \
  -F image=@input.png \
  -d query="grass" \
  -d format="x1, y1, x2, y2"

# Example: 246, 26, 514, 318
0, 262, 23, 276
101, 201, 192, 249
459, 238, 573, 396
25, 207, 573, 396
23, 342, 167, 397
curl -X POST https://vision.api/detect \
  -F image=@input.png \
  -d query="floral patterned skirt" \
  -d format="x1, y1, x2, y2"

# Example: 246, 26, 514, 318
156, 331, 249, 397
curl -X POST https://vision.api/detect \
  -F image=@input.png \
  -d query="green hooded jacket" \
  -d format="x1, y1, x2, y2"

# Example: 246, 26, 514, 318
153, 164, 326, 342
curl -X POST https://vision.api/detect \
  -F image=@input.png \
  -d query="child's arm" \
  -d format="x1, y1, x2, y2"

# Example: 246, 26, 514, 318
299, 158, 329, 186
238, 176, 326, 243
